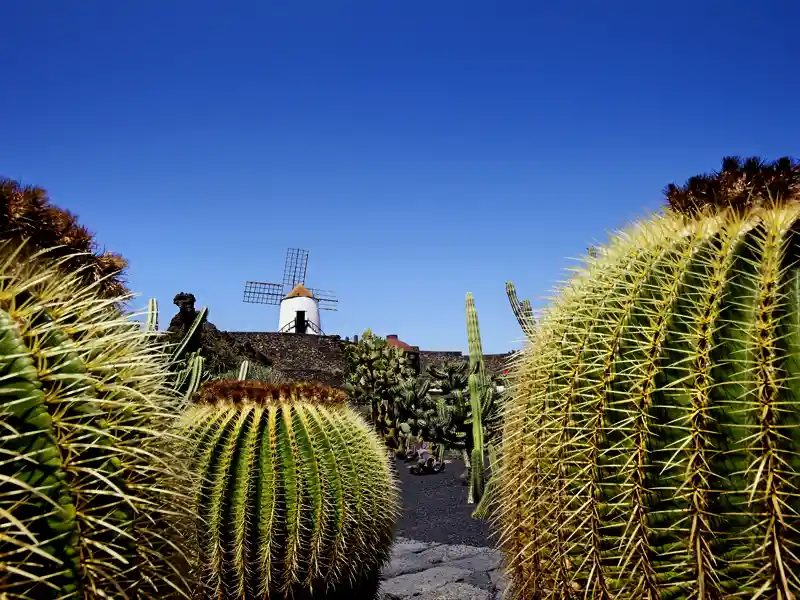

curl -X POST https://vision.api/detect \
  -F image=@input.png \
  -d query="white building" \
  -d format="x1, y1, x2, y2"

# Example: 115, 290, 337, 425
278, 284, 323, 335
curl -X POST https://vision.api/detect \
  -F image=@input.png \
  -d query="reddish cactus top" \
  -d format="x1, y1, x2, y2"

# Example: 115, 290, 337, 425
195, 379, 348, 407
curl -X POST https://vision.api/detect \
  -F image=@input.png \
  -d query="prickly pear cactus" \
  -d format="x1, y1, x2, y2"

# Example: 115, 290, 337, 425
182, 380, 400, 600
496, 203, 800, 599
343, 329, 415, 451
0, 242, 193, 599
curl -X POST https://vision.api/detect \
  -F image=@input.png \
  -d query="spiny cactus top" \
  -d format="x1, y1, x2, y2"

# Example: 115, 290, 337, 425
0, 242, 192, 599
183, 379, 400, 600
0, 178, 129, 298
496, 201, 800, 599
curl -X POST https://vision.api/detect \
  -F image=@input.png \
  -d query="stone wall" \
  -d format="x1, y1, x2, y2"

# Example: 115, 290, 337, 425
226, 332, 514, 386
419, 350, 514, 377
227, 332, 349, 387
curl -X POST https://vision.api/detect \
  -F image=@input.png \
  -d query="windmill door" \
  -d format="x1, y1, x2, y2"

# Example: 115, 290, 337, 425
295, 311, 307, 334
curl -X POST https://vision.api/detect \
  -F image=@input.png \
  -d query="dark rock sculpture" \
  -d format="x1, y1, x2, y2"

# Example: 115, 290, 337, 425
165, 292, 273, 375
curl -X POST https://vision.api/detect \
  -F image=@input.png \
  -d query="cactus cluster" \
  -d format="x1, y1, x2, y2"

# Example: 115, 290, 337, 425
426, 361, 470, 452
146, 296, 210, 400
0, 242, 192, 599
496, 202, 800, 598
181, 379, 399, 600
343, 329, 415, 450
396, 376, 434, 453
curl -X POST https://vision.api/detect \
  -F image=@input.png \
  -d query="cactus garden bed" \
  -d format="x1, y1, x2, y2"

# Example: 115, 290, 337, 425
394, 455, 492, 548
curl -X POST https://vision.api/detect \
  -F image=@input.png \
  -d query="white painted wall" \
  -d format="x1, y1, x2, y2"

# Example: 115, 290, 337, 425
279, 295, 322, 335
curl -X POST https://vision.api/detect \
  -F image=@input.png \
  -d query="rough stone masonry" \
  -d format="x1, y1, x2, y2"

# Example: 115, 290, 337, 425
379, 538, 508, 600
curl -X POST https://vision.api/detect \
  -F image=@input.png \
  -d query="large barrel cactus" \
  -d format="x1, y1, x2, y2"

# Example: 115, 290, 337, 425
0, 242, 193, 598
182, 379, 399, 600
496, 202, 800, 599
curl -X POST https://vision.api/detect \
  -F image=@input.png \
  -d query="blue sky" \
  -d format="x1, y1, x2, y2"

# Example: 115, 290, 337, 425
1, 1, 796, 354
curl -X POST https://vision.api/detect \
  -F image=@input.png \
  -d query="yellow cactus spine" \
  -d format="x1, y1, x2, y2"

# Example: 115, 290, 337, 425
183, 380, 400, 600
0, 241, 193, 599
495, 203, 800, 599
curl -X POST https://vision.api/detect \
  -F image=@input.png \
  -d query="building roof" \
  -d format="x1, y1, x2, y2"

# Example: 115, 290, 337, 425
386, 334, 418, 352
284, 284, 314, 299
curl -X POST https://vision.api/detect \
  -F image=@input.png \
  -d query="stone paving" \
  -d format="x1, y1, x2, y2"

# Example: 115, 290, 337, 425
379, 537, 508, 600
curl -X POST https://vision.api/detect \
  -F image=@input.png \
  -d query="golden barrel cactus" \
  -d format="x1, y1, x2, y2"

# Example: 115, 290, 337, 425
182, 380, 399, 600
496, 201, 800, 599
0, 241, 192, 599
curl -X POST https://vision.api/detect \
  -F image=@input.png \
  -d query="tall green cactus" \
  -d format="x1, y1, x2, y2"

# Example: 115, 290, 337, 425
496, 202, 800, 599
506, 281, 535, 338
466, 293, 489, 505
182, 380, 399, 600
0, 241, 193, 599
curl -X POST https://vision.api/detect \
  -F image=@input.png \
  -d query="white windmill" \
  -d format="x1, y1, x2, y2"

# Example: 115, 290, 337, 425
242, 248, 338, 335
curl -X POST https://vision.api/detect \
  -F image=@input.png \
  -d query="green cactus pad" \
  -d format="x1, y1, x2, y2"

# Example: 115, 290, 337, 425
0, 241, 193, 599
496, 203, 800, 599
183, 380, 399, 600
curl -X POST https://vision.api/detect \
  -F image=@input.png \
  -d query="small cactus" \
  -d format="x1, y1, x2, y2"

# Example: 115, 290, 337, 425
182, 380, 400, 599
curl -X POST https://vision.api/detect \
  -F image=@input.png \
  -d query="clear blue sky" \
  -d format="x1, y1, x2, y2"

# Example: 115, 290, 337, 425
1, 1, 796, 354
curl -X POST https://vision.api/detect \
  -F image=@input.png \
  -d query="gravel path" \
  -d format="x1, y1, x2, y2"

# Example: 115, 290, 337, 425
393, 456, 493, 548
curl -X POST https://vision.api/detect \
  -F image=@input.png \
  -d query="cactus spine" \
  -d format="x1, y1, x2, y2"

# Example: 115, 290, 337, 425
496, 203, 800, 599
182, 380, 399, 599
0, 242, 192, 599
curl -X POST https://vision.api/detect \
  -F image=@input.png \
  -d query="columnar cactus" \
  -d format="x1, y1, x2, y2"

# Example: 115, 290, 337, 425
495, 202, 800, 599
506, 281, 535, 338
466, 292, 488, 504
182, 379, 400, 600
0, 242, 193, 599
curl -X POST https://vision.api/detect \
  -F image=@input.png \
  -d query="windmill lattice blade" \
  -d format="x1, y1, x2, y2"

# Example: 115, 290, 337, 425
243, 281, 283, 305
310, 288, 338, 311
282, 248, 309, 293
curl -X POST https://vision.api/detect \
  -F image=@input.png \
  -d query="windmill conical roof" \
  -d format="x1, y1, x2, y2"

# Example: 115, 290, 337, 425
284, 284, 314, 299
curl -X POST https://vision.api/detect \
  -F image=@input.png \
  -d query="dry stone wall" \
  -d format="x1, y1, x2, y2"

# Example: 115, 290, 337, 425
227, 332, 348, 386
225, 332, 513, 387
419, 350, 513, 377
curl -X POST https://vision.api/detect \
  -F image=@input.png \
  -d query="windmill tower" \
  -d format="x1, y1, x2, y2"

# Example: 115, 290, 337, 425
242, 248, 338, 335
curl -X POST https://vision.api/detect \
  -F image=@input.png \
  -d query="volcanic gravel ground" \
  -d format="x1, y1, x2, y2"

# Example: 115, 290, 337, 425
392, 457, 492, 547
